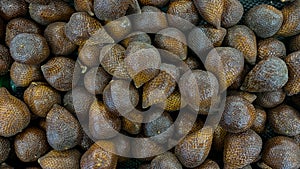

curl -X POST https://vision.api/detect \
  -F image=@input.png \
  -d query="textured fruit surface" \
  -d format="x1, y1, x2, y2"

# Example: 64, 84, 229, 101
277, 1, 300, 37
284, 51, 300, 96
84, 67, 111, 95
227, 90, 257, 103
0, 0, 27, 20
74, 0, 94, 16
175, 126, 213, 168
150, 152, 182, 169
120, 31, 151, 48
46, 104, 82, 150
257, 38, 286, 61
223, 130, 262, 168
105, 16, 132, 41
139, 0, 169, 7
0, 87, 30, 137
0, 45, 12, 76
225, 25, 257, 65
158, 90, 187, 112
262, 136, 300, 169
0, 137, 10, 163
195, 159, 220, 169
289, 34, 300, 52
221, 0, 244, 28
255, 89, 286, 108
241, 57, 288, 92
199, 25, 226, 47
94, 0, 131, 21
251, 107, 267, 134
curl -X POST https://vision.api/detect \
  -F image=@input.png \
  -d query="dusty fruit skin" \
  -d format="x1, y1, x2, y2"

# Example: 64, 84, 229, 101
175, 126, 213, 168
24, 82, 61, 117
0, 88, 30, 137
44, 22, 77, 56
46, 104, 82, 151
220, 96, 256, 133
120, 31, 152, 48
94, 0, 131, 21
150, 152, 182, 169
269, 104, 300, 136
84, 67, 112, 95
10, 33, 50, 65
80, 141, 118, 169
0, 44, 12, 76
257, 38, 286, 61
241, 57, 288, 92
251, 107, 267, 134
284, 51, 300, 96
223, 129, 262, 168
221, 0, 244, 28
0, 0, 27, 20
0, 137, 10, 163
5, 18, 42, 47
14, 127, 49, 162
262, 136, 300, 169
245, 4, 283, 38
255, 89, 286, 108
105, 16, 132, 41
38, 149, 81, 169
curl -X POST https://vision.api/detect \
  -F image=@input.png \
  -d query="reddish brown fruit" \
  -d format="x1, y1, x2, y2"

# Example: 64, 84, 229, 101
0, 88, 30, 137
223, 130, 262, 168
44, 22, 77, 56
10, 61, 43, 87
199, 25, 227, 47
38, 149, 81, 169
46, 104, 82, 150
14, 127, 49, 162
220, 96, 256, 133
195, 159, 220, 169
0, 44, 12, 76
257, 38, 286, 61
212, 125, 227, 152
84, 67, 112, 95
120, 31, 151, 48
5, 18, 42, 47
241, 57, 288, 92
0, 0, 27, 20
10, 33, 50, 65
229, 64, 251, 90
150, 152, 182, 169
122, 110, 142, 135
221, 0, 244, 28
251, 107, 267, 134
262, 136, 300, 169
94, 0, 131, 21
158, 90, 187, 112
29, 0, 74, 25
0, 137, 10, 163
78, 43, 102, 67
74, 0, 94, 16
284, 51, 300, 96
277, 1, 300, 37
269, 104, 300, 136
255, 89, 286, 108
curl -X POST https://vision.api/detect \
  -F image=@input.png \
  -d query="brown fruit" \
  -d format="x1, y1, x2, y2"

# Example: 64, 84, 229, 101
0, 163, 13, 169
103, 80, 139, 116
155, 28, 187, 61
139, 0, 169, 7
143, 63, 180, 108
227, 90, 257, 103
225, 25, 257, 65
255, 89, 286, 108
199, 25, 227, 47
10, 33, 50, 65
109, 135, 131, 158
80, 141, 118, 169
100, 44, 130, 79
195, 159, 220, 169
167, 0, 200, 31
0, 0, 27, 20
241, 57, 288, 92
131, 137, 163, 159
179, 70, 219, 114
289, 34, 300, 52
284, 51, 300, 96
132, 6, 168, 33
5, 18, 42, 47
89, 100, 121, 140
158, 90, 187, 112
220, 96, 256, 133
10, 61, 43, 87
84, 67, 112, 95
79, 131, 94, 151
0, 137, 10, 163
175, 126, 213, 168
94, 0, 131, 21
46, 104, 82, 150
24, 82, 61, 117
277, 1, 300, 37
182, 56, 201, 70
41, 56, 76, 92
262, 136, 300, 169
150, 152, 182, 169
251, 107, 267, 134
293, 134, 300, 147
193, 0, 224, 28
245, 4, 283, 38
0, 88, 30, 137
175, 111, 203, 138
229, 63, 251, 90
205, 47, 244, 91
65, 12, 103, 45
0, 44, 12, 76
223, 129, 262, 168
29, 0, 74, 25
257, 38, 286, 61
74, 0, 94, 16
105, 16, 132, 41
120, 31, 151, 48
78, 43, 102, 68
125, 42, 161, 88
269, 104, 300, 136
212, 125, 227, 152
25, 0, 50, 5
44, 22, 77, 56
221, 0, 243, 28
14, 127, 49, 162
38, 149, 81, 169
122, 110, 143, 135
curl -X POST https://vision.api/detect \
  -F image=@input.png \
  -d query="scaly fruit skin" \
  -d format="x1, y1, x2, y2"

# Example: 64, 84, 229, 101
0, 137, 10, 163
223, 130, 262, 168
257, 38, 286, 61
225, 25, 257, 65
94, 0, 131, 21
139, 0, 169, 7
241, 57, 288, 92
221, 0, 244, 28
284, 51, 300, 96
193, 0, 224, 28
251, 107, 267, 134
199, 25, 227, 47
289, 34, 300, 52
150, 152, 182, 169
195, 159, 220, 169
262, 136, 300, 169
0, 87, 30, 137
255, 89, 286, 108
74, 0, 94, 16
175, 126, 213, 168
